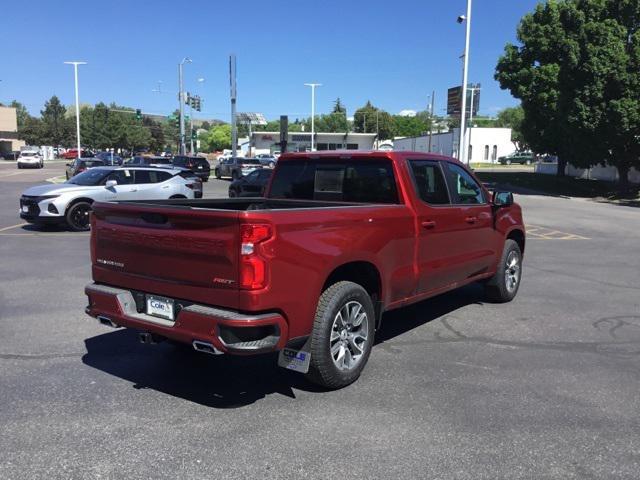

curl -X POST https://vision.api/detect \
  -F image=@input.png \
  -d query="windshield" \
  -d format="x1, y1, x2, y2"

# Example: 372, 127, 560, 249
67, 168, 111, 186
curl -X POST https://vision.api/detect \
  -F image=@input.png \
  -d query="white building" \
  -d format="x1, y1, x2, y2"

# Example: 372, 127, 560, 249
252, 132, 377, 155
394, 127, 515, 163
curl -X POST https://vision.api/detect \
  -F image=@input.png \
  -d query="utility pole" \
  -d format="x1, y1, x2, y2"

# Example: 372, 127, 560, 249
428, 90, 435, 153
467, 85, 480, 162
304, 83, 321, 151
178, 57, 192, 156
64, 61, 87, 159
230, 55, 237, 158
457, 0, 472, 163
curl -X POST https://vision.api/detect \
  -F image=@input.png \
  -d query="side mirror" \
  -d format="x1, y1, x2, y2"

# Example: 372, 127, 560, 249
493, 191, 514, 207
105, 179, 118, 188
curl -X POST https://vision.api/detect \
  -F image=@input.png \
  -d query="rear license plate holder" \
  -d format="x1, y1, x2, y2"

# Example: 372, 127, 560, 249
146, 294, 175, 321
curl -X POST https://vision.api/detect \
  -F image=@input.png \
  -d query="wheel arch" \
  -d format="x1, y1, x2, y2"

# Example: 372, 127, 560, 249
322, 261, 383, 329
65, 196, 95, 214
506, 228, 525, 255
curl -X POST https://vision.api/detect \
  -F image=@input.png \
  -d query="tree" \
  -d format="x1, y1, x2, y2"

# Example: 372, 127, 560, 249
392, 112, 432, 137
353, 101, 394, 139
204, 124, 232, 151
333, 98, 346, 114
495, 0, 640, 185
495, 106, 526, 150
40, 96, 74, 147
9, 101, 30, 128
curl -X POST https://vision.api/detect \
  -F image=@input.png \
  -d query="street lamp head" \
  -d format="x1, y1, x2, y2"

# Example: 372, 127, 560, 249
457, 15, 466, 23
197, 77, 205, 83
64, 61, 87, 65
181, 57, 192, 65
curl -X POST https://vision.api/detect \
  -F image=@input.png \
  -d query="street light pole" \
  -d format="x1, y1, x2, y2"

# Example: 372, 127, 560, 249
457, 0, 472, 164
428, 90, 435, 153
178, 57, 191, 156
304, 83, 321, 151
64, 61, 87, 159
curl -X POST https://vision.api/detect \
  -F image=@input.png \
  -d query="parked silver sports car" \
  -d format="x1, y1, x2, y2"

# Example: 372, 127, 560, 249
19, 166, 202, 231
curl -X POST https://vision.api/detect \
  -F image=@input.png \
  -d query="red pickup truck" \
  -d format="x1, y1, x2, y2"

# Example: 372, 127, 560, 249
85, 151, 525, 388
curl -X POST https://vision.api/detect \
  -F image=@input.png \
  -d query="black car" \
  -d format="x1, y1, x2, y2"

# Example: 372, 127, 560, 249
1, 151, 20, 161
95, 152, 124, 165
172, 155, 211, 182
215, 157, 262, 180
126, 156, 172, 166
65, 158, 106, 179
228, 168, 272, 197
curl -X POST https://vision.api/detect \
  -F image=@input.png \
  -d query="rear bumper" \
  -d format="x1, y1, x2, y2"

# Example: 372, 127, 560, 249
84, 283, 288, 355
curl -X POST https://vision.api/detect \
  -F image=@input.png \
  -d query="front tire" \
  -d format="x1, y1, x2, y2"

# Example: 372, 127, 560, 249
306, 281, 375, 389
65, 201, 92, 232
506, 159, 512, 165
231, 171, 239, 181
484, 239, 522, 303
228, 188, 237, 197
215, 168, 221, 179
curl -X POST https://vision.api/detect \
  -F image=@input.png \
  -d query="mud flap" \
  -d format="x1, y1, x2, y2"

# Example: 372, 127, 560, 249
278, 348, 311, 374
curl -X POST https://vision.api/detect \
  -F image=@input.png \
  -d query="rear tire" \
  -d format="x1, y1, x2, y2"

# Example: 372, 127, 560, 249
215, 169, 221, 179
65, 201, 92, 232
231, 171, 239, 181
269, 161, 275, 168
506, 159, 512, 165
525, 159, 532, 165
484, 239, 522, 303
229, 189, 237, 197
169, 194, 187, 199
305, 281, 375, 389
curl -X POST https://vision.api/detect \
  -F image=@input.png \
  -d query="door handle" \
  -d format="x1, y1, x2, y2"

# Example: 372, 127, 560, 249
130, 188, 138, 192
465, 216, 477, 224
421, 220, 436, 229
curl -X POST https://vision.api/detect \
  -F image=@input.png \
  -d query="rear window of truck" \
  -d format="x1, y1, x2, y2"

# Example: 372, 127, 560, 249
269, 159, 399, 204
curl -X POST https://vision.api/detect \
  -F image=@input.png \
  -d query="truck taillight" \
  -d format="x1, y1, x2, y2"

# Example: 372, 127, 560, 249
239, 223, 272, 290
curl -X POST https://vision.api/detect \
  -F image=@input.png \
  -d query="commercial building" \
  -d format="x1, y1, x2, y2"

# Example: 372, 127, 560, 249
0, 106, 25, 155
251, 132, 377, 155
394, 127, 515, 163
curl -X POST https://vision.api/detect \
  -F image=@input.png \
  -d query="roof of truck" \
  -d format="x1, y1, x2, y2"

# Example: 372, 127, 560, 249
278, 150, 458, 163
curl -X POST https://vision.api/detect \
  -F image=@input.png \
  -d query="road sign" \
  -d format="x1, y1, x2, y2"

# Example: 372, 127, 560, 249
237, 112, 267, 125
447, 84, 480, 116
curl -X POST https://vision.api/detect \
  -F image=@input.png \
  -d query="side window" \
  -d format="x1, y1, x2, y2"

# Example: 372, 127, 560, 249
105, 170, 133, 185
134, 170, 169, 184
245, 170, 259, 181
408, 160, 450, 205
444, 163, 485, 205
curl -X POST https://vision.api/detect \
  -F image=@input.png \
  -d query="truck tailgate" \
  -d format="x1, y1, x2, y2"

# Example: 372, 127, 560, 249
90, 202, 240, 308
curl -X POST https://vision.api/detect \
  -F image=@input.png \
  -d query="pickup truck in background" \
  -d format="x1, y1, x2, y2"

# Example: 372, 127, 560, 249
85, 151, 525, 389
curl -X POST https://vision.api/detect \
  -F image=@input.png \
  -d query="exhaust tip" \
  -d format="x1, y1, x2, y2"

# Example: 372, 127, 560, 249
192, 340, 223, 355
97, 315, 119, 328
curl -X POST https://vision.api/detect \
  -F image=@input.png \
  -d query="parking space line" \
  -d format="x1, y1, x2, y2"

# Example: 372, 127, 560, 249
0, 222, 28, 232
0, 232, 89, 237
526, 224, 590, 240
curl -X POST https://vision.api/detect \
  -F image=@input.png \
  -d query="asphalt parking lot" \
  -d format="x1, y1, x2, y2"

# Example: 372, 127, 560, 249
1, 160, 639, 479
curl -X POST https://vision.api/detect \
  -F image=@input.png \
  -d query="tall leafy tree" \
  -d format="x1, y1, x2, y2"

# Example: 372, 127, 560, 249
495, 0, 640, 185
353, 101, 394, 139
40, 95, 73, 147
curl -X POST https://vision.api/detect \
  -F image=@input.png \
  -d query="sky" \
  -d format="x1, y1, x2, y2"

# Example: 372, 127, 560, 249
1, 0, 541, 121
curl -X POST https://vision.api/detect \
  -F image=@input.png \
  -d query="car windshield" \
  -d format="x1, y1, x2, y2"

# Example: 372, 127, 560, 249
67, 168, 111, 186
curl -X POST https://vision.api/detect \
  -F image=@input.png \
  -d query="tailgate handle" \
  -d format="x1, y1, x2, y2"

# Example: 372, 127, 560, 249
141, 213, 168, 224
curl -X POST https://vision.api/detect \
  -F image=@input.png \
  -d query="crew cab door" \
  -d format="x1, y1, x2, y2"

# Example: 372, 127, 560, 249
440, 162, 497, 279
408, 159, 468, 293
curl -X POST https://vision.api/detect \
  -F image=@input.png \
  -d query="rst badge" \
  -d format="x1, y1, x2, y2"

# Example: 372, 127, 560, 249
277, 348, 311, 373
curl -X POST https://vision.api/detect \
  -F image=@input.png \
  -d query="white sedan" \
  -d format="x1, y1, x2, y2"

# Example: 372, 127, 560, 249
17, 151, 44, 169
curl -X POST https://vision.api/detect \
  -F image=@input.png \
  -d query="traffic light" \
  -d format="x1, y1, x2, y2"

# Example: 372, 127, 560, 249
191, 129, 197, 140
195, 97, 202, 112
135, 109, 142, 120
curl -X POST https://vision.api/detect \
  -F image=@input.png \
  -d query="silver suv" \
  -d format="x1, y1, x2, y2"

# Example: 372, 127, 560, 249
19, 166, 202, 231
